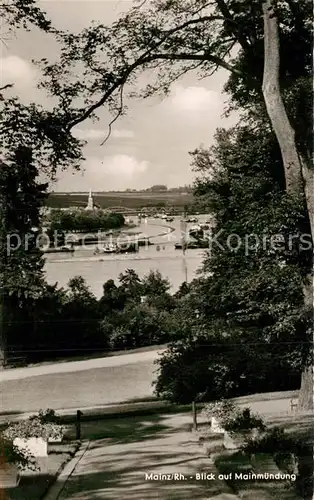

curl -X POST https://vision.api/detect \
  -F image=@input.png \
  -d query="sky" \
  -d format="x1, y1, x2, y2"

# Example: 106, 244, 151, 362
1, 0, 238, 192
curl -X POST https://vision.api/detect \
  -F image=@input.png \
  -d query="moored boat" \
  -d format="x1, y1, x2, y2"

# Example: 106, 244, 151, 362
103, 243, 117, 253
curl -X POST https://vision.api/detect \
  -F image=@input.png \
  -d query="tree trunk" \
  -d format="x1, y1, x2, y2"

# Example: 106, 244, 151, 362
0, 300, 7, 369
298, 365, 313, 410
301, 156, 314, 237
262, 0, 313, 410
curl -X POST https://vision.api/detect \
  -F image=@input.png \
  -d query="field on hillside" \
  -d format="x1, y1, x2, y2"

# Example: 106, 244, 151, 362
46, 192, 194, 210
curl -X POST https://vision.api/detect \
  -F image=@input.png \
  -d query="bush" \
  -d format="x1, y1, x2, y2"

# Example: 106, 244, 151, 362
243, 426, 313, 499
202, 400, 266, 436
38, 408, 60, 424
0, 434, 38, 471
4, 416, 65, 441
223, 408, 266, 435
48, 209, 125, 233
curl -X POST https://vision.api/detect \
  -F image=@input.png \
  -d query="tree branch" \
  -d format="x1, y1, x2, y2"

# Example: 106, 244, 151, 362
66, 14, 242, 131
150, 52, 241, 75
215, 0, 251, 51
0, 84, 13, 92
100, 83, 125, 146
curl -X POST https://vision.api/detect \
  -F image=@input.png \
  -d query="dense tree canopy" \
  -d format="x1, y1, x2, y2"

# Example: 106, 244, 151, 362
0, 147, 48, 363
154, 123, 312, 403
47, 209, 125, 234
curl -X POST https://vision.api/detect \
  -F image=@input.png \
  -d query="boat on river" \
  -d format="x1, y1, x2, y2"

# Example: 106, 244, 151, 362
94, 243, 116, 254
94, 242, 139, 254
103, 243, 117, 254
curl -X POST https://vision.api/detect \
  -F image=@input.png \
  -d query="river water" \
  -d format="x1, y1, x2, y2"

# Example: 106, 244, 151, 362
44, 215, 209, 297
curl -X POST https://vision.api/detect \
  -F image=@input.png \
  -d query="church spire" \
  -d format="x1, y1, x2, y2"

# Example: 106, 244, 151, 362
85, 188, 94, 210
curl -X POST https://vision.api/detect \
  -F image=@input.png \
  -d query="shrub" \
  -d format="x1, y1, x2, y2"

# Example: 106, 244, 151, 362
38, 408, 60, 424
243, 426, 313, 499
223, 408, 266, 435
202, 400, 265, 436
4, 416, 65, 441
202, 399, 237, 426
0, 434, 38, 471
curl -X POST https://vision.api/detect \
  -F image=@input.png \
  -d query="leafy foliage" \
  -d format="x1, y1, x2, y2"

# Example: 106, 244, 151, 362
0, 434, 38, 471
8, 268, 176, 363
47, 209, 125, 234
243, 426, 313, 498
0, 97, 85, 175
1, 0, 52, 33
0, 147, 47, 299
0, 147, 50, 363
154, 123, 312, 403
99, 270, 175, 350
4, 417, 64, 441
203, 400, 266, 436
33, 0, 312, 151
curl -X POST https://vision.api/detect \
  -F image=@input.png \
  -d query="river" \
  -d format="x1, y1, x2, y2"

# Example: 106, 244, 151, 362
44, 215, 209, 297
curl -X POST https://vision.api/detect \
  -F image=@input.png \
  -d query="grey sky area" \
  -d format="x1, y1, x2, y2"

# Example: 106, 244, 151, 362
1, 1, 238, 191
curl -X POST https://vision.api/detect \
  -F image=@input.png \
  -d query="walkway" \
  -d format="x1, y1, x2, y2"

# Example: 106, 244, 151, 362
55, 413, 238, 500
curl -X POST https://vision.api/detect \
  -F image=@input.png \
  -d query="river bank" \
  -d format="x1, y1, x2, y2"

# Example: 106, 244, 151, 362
44, 216, 207, 296
65, 222, 140, 242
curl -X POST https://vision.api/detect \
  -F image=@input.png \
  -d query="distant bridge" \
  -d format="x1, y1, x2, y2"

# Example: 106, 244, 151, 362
106, 206, 139, 215
105, 207, 183, 216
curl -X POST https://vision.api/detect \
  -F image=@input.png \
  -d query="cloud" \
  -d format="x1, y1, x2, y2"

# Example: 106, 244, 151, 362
54, 155, 150, 191
111, 129, 135, 139
101, 155, 148, 177
72, 128, 134, 141
72, 129, 105, 140
1, 56, 37, 87
170, 85, 222, 114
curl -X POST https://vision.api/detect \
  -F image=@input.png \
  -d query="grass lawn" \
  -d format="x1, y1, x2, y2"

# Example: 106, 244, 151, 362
5, 442, 79, 500
25, 344, 168, 368
1, 360, 156, 415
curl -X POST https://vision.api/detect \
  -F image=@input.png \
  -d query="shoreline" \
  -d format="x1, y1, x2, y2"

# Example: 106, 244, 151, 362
44, 221, 177, 252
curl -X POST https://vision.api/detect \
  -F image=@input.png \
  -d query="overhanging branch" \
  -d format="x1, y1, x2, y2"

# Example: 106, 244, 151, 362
151, 52, 241, 76
215, 0, 251, 51
100, 83, 125, 146
66, 14, 242, 131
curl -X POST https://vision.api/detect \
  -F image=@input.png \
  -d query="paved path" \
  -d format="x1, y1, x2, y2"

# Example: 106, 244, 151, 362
48, 397, 307, 500
0, 350, 164, 414
56, 413, 238, 500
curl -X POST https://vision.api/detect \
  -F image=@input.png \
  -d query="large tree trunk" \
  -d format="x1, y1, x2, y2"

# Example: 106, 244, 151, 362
0, 301, 7, 369
298, 365, 313, 410
262, 0, 314, 237
262, 0, 313, 411
301, 157, 314, 236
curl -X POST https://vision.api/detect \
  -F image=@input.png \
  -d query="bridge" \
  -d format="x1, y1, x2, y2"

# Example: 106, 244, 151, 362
105, 206, 139, 215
